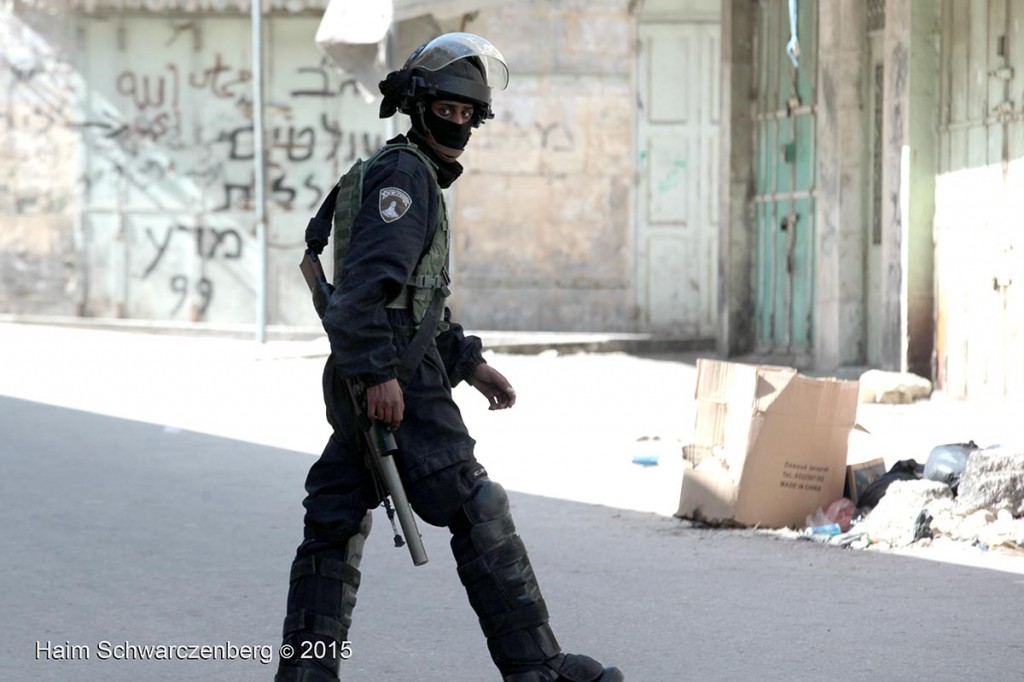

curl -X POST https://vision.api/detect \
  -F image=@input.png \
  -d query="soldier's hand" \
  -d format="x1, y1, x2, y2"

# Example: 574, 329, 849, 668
469, 364, 517, 411
367, 378, 405, 429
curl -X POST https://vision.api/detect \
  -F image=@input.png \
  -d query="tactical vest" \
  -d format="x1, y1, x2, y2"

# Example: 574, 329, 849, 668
332, 143, 450, 332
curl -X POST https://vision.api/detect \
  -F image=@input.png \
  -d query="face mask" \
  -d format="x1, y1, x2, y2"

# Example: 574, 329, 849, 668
422, 106, 473, 150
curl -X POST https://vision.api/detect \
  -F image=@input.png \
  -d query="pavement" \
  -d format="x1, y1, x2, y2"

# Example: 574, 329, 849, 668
5, 396, 1024, 682
2, 321, 1024, 680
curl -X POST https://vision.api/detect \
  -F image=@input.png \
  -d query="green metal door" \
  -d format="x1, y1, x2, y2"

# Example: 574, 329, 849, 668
754, 0, 818, 353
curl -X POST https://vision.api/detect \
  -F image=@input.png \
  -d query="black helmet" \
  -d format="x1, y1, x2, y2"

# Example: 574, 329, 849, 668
379, 33, 509, 125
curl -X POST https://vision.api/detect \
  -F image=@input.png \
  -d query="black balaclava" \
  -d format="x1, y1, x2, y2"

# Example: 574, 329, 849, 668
416, 98, 474, 151
407, 128, 463, 189
410, 57, 487, 157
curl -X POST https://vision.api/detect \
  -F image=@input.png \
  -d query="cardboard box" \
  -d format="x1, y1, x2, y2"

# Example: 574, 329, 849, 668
844, 457, 887, 506
676, 359, 860, 528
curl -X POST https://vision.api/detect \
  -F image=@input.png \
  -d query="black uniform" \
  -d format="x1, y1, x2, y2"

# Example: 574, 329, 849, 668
276, 132, 620, 682
276, 133, 488, 679
305, 132, 485, 545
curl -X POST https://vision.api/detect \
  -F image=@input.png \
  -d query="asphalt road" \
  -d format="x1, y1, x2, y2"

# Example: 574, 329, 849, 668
3, 395, 1024, 682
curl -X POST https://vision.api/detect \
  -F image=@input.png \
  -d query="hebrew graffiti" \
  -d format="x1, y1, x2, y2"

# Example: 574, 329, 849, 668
72, 18, 384, 319
76, 43, 384, 218
137, 222, 244, 318
290, 62, 362, 98
142, 224, 243, 278
1, 13, 386, 321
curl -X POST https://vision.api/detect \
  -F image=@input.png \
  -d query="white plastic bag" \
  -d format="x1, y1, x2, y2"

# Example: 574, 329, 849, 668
314, 0, 393, 99
315, 0, 392, 46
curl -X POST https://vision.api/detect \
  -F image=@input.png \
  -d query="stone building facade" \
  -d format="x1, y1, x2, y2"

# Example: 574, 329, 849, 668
4, 0, 1023, 397
1, 0, 723, 338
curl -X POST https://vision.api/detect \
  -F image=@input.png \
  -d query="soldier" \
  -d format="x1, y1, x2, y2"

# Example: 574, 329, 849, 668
275, 32, 624, 682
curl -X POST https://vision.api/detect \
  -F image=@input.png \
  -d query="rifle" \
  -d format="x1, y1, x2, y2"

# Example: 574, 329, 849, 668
300, 249, 429, 567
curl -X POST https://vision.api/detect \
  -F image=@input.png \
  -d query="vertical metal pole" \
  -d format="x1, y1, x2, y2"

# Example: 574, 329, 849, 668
252, 0, 268, 343
384, 22, 397, 139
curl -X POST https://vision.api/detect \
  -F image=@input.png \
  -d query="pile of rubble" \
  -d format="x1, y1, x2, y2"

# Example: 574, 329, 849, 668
800, 445, 1024, 554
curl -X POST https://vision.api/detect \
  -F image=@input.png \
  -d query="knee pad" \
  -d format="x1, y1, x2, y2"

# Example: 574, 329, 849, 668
458, 478, 518, 548
453, 476, 517, 560
464, 477, 510, 523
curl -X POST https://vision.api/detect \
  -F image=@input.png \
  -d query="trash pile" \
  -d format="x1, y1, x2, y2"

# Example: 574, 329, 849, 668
672, 359, 1024, 560
798, 442, 1024, 554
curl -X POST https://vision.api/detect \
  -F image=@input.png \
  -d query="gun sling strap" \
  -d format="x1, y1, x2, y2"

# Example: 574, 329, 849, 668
304, 177, 446, 387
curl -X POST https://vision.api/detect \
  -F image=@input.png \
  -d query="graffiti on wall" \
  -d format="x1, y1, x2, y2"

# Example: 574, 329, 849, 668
80, 54, 382, 210
67, 17, 384, 321
138, 222, 246, 318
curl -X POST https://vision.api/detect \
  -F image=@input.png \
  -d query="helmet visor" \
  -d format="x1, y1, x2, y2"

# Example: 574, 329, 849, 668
406, 33, 509, 90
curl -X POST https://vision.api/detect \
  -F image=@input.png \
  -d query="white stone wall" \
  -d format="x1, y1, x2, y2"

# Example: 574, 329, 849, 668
452, 0, 637, 331
1, 1, 646, 332
0, 4, 79, 315
0, 8, 387, 324
73, 15, 387, 325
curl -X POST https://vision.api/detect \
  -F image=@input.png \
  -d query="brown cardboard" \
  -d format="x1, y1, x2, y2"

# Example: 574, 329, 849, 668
677, 359, 860, 528
844, 458, 887, 506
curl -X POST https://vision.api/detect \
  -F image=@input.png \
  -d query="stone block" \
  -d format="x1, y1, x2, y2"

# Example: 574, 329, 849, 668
858, 369, 933, 403
860, 479, 954, 547
956, 446, 1024, 517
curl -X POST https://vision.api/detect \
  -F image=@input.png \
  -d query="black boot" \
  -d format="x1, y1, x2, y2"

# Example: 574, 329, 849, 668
504, 654, 625, 682
449, 477, 623, 682
275, 513, 371, 682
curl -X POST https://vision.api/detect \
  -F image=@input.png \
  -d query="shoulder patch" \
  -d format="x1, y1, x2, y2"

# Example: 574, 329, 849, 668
379, 187, 413, 223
